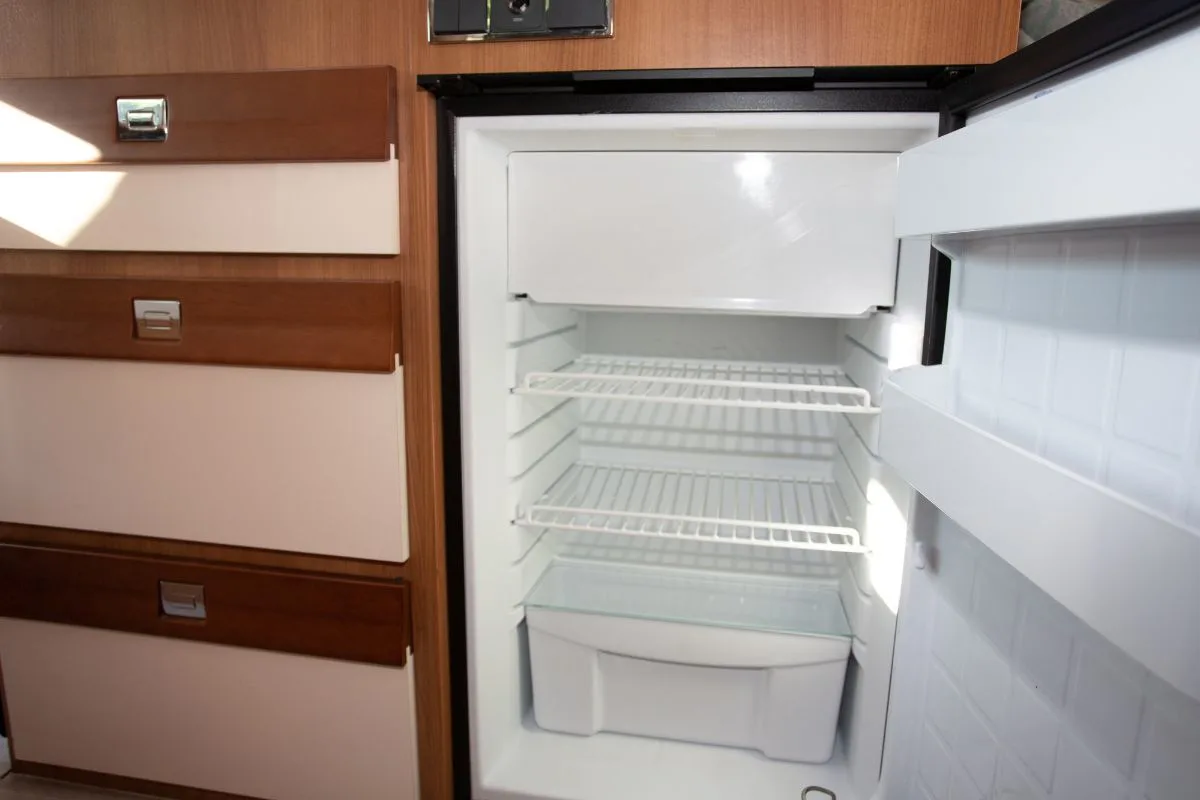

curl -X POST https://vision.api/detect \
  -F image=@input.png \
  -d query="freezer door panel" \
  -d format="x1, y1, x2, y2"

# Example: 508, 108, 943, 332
509, 151, 899, 316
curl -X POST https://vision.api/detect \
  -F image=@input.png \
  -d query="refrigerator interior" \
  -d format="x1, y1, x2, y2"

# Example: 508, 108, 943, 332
454, 112, 936, 800
465, 304, 917, 800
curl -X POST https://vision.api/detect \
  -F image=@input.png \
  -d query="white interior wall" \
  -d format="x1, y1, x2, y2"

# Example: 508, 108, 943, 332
830, 234, 932, 798
584, 311, 839, 363
884, 500, 1200, 800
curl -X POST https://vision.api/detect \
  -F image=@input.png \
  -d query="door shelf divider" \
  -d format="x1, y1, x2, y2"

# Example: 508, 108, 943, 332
517, 462, 867, 553
514, 355, 878, 414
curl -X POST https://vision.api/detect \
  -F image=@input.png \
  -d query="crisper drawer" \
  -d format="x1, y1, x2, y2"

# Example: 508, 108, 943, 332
0, 619, 418, 800
508, 151, 899, 316
525, 561, 853, 764
0, 354, 408, 561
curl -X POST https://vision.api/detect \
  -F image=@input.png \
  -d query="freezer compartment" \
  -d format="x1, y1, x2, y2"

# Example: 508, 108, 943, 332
525, 560, 852, 763
508, 151, 901, 316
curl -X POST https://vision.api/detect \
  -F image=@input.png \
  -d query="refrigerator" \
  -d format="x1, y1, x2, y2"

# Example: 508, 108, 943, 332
423, 4, 1200, 799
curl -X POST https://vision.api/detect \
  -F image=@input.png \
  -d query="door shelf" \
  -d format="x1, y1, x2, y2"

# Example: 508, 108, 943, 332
881, 367, 1200, 703
515, 355, 878, 414
518, 462, 867, 553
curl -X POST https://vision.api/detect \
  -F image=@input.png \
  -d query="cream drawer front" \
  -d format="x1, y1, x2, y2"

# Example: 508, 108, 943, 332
0, 160, 400, 255
0, 356, 407, 562
0, 619, 418, 800
508, 151, 899, 316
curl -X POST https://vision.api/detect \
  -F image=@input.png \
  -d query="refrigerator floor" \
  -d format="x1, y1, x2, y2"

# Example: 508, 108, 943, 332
481, 714, 856, 800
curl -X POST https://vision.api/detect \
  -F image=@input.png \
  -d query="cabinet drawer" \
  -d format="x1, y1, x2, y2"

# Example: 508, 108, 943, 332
508, 151, 899, 316
0, 544, 410, 665
0, 618, 418, 800
0, 354, 408, 561
0, 68, 399, 255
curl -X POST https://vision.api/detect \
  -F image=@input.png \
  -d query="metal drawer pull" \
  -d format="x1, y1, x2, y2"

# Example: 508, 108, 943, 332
116, 97, 168, 142
133, 298, 182, 341
802, 788, 835, 800
160, 581, 206, 620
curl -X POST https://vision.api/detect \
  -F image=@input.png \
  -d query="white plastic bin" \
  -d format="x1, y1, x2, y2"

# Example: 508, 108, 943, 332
524, 560, 853, 763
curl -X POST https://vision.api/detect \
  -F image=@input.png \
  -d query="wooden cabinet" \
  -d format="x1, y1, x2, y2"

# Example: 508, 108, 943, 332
0, 2, 1022, 797
0, 545, 417, 798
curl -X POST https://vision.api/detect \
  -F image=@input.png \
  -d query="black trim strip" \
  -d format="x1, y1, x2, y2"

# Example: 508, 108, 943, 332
919, 110, 966, 367
945, 0, 1200, 113
419, 66, 970, 97
441, 88, 941, 116
434, 96, 473, 800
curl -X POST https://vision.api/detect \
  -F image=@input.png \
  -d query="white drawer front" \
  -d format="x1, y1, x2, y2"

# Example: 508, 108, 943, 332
0, 356, 407, 561
0, 619, 418, 800
508, 151, 899, 316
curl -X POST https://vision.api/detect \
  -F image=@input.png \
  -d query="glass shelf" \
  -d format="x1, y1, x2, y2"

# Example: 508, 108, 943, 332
524, 559, 853, 640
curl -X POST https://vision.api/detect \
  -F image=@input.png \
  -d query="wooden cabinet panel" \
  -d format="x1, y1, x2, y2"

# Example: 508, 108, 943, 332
0, 67, 397, 165
0, 543, 412, 666
0, 275, 401, 371
413, 0, 1022, 73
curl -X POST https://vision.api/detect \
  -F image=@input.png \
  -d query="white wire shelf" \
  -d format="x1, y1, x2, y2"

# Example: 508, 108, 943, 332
518, 462, 867, 553
514, 355, 879, 414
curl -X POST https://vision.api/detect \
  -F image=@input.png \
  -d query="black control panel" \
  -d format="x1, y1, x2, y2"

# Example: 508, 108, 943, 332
431, 0, 611, 40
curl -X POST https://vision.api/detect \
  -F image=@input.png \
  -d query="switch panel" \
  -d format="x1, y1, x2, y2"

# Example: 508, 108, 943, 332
431, 0, 460, 35
489, 0, 547, 34
430, 0, 610, 41
547, 0, 609, 30
460, 0, 488, 33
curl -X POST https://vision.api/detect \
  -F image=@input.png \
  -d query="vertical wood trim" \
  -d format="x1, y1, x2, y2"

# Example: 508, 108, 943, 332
401, 66, 457, 800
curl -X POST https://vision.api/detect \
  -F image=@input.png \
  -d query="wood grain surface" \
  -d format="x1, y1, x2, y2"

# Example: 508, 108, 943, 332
0, 2, 1022, 797
415, 0, 1021, 73
0, 67, 397, 164
0, 274, 401, 371
0, 543, 412, 666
